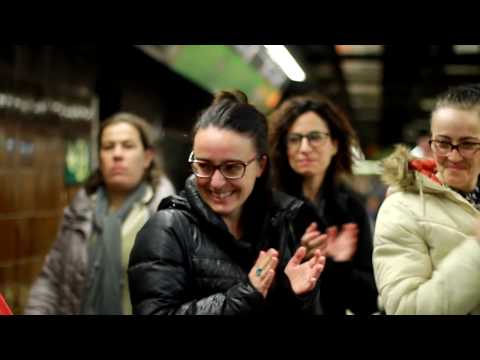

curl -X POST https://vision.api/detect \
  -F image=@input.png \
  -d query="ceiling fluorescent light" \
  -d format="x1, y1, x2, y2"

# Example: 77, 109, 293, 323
453, 45, 480, 55
264, 45, 306, 82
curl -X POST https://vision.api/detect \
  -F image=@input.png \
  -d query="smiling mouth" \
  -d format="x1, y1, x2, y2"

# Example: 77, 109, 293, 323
447, 166, 467, 171
210, 191, 234, 200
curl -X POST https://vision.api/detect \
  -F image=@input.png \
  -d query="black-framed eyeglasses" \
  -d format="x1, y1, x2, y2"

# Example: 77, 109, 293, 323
429, 139, 480, 158
286, 131, 330, 150
188, 152, 258, 180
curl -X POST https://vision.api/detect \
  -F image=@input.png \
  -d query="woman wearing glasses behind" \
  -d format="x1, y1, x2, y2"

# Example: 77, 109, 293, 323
127, 90, 326, 315
269, 94, 378, 315
374, 84, 480, 314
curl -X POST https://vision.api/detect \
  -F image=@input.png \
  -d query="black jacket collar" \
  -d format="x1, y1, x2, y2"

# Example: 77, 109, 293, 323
159, 175, 305, 234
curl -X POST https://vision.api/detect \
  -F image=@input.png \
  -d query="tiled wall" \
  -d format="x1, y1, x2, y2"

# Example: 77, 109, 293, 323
0, 45, 97, 314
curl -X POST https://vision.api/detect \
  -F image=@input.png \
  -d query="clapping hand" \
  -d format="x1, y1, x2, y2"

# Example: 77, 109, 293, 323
248, 248, 279, 298
301, 222, 328, 259
285, 247, 326, 295
325, 223, 358, 262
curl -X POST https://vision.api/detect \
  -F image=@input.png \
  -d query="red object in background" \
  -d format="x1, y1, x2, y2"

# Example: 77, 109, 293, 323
0, 293, 13, 315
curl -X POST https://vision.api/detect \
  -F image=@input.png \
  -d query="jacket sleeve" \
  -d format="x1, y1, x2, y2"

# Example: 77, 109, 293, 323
308, 192, 378, 315
24, 221, 67, 315
373, 193, 480, 314
269, 206, 322, 314
268, 270, 322, 314
325, 195, 378, 314
24, 189, 92, 315
128, 211, 265, 315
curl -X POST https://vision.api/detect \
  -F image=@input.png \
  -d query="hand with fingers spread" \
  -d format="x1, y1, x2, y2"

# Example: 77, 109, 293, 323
285, 247, 326, 295
248, 248, 279, 298
325, 223, 359, 262
301, 222, 328, 259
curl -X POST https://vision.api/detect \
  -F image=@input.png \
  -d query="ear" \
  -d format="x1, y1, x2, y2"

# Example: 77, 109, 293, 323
143, 148, 154, 169
256, 155, 268, 178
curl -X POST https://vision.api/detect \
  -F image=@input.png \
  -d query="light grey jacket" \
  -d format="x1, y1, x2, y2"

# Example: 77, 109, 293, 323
24, 177, 175, 315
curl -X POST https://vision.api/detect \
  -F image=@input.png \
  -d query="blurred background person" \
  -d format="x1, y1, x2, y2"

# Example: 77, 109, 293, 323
128, 91, 326, 315
374, 84, 480, 314
269, 94, 379, 315
24, 113, 175, 315
410, 129, 433, 159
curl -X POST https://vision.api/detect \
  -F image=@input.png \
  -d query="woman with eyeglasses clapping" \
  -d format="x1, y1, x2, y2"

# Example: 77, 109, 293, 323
269, 94, 378, 315
127, 90, 326, 315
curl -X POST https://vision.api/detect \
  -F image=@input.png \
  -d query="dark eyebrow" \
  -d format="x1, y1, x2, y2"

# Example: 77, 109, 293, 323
459, 137, 480, 142
289, 130, 325, 134
193, 157, 244, 164
435, 136, 480, 142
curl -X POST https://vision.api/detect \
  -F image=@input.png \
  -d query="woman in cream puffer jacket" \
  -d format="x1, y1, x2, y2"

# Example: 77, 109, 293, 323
374, 84, 480, 315
374, 145, 480, 314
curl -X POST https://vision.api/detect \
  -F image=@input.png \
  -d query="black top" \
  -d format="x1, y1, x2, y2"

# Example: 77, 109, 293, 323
128, 176, 322, 315
306, 182, 379, 315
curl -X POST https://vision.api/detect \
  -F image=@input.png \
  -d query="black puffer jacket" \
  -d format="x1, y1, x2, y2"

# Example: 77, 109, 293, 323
128, 177, 322, 315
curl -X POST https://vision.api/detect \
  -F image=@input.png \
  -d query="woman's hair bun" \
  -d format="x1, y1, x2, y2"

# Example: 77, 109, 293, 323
213, 90, 249, 105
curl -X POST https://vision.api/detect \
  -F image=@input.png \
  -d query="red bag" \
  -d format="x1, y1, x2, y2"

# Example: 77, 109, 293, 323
0, 293, 13, 315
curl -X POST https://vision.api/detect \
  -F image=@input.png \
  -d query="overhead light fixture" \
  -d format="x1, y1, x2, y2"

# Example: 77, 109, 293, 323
453, 45, 480, 55
264, 45, 306, 82
444, 64, 480, 76
336, 45, 383, 56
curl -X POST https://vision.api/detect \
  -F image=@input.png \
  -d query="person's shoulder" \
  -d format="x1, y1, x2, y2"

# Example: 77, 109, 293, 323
270, 190, 317, 227
271, 190, 304, 212
70, 187, 91, 205
376, 189, 419, 219
157, 175, 176, 195
335, 182, 365, 207
132, 205, 194, 261
158, 190, 190, 211
148, 192, 197, 229
336, 181, 359, 197
136, 205, 195, 250
65, 187, 93, 217
383, 186, 419, 202
148, 176, 176, 210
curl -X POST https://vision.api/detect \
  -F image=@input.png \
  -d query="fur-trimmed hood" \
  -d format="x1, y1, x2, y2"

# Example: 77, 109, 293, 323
381, 145, 443, 195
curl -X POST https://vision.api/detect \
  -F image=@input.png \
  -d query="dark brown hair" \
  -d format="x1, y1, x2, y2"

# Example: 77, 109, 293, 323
192, 90, 272, 228
193, 90, 271, 192
433, 83, 480, 116
269, 94, 357, 195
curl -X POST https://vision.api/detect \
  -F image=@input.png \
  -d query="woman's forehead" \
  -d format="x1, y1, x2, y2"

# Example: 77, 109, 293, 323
289, 111, 329, 133
193, 127, 256, 156
432, 107, 480, 136
102, 122, 141, 142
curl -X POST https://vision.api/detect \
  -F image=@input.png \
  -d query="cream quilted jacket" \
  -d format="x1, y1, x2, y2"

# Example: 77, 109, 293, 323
373, 146, 480, 314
